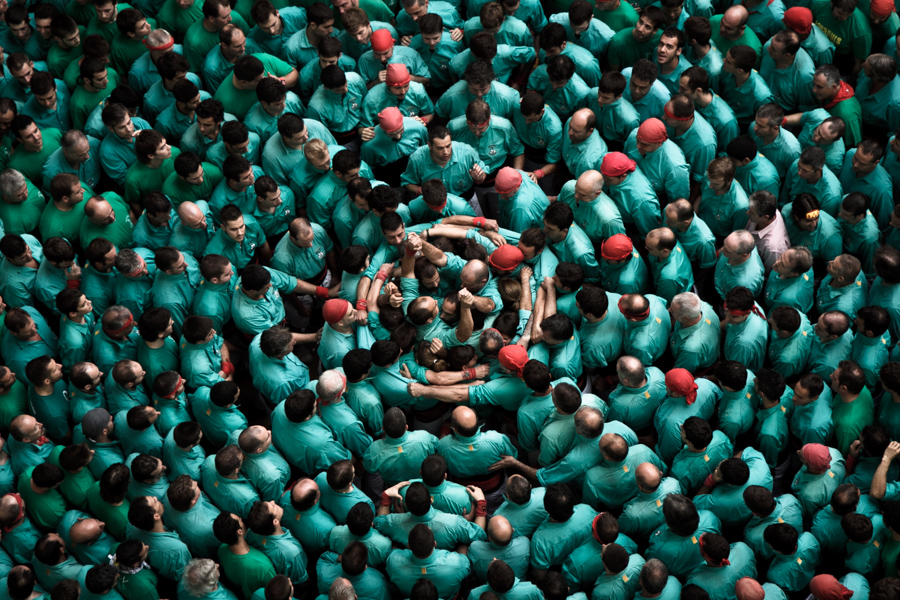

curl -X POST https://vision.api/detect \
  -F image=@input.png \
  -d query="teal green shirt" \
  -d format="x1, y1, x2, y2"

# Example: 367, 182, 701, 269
714, 247, 766, 300
724, 307, 768, 372
765, 531, 821, 592
670, 302, 720, 373
607, 366, 667, 432
646, 510, 721, 578
624, 132, 690, 202
604, 165, 659, 236
362, 430, 438, 487
530, 503, 598, 569
623, 294, 670, 366
764, 268, 814, 314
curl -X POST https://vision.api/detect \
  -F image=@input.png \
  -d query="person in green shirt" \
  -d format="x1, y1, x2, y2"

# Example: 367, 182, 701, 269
599, 152, 659, 236
48, 17, 85, 79
435, 61, 521, 121
40, 174, 86, 244
623, 119, 690, 204
607, 8, 664, 71
18, 465, 67, 531
711, 5, 762, 64
7, 119, 62, 189
645, 228, 693, 303
811, 0, 872, 74
124, 129, 180, 212
214, 54, 298, 121
0, 235, 43, 312
182, 0, 250, 71
0, 368, 27, 435
110, 540, 160, 600
527, 56, 592, 122
593, 0, 638, 32
386, 525, 472, 599
809, 310, 855, 381
108, 8, 156, 76
830, 360, 874, 456
668, 292, 720, 374
0, 171, 47, 237
245, 78, 307, 144
213, 512, 277, 599
69, 58, 114, 132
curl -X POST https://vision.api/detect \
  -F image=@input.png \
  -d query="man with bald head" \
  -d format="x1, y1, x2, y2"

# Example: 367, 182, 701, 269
714, 229, 766, 301
619, 293, 672, 365
645, 227, 693, 303
236, 425, 291, 503
458, 258, 502, 317
663, 198, 717, 271
0, 491, 41, 563
438, 406, 517, 513
170, 201, 216, 259
58, 510, 114, 566
278, 477, 337, 556
467, 515, 531, 583
607, 356, 667, 433
620, 462, 684, 539
583, 433, 666, 510
711, 5, 762, 62
79, 194, 134, 250
556, 169, 625, 246
562, 109, 607, 178
7, 415, 52, 477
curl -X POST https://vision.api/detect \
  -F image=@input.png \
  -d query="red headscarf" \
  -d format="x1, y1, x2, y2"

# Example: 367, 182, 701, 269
488, 245, 524, 272
498, 345, 528, 377
600, 234, 633, 261
783, 7, 813, 35
370, 29, 394, 52
495, 167, 523, 194
323, 299, 351, 325
810, 575, 854, 600
801, 443, 832, 472
665, 368, 698, 404
637, 118, 668, 143
600, 152, 636, 177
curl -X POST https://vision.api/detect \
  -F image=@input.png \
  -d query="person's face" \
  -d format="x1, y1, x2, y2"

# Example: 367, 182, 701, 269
13, 316, 37, 339
543, 220, 566, 243
19, 122, 42, 150
421, 269, 440, 290
707, 173, 727, 193
258, 12, 281, 36
796, 160, 818, 181
772, 252, 794, 276
746, 202, 767, 226
571, 18, 590, 35
467, 81, 491, 99
318, 52, 340, 69
337, 167, 360, 183
657, 34, 681, 64
67, 185, 85, 206
327, 82, 348, 95
10, 61, 33, 87
153, 139, 172, 162
502, 0, 520, 14
719, 14, 742, 38
35, 84, 58, 109
95, 2, 117, 22
259, 188, 282, 210
88, 69, 109, 90
0, 109, 13, 137
852, 149, 878, 176
467, 117, 490, 138
236, 168, 254, 188
567, 117, 591, 143
812, 74, 837, 102
168, 252, 187, 275
133, 19, 151, 38
422, 31, 442, 50
9, 20, 30, 42
518, 242, 537, 261
429, 135, 453, 163
753, 116, 777, 140
216, 264, 234, 284
596, 90, 618, 107
646, 239, 666, 258
812, 122, 838, 146
111, 114, 135, 140
5, 183, 28, 205
662, 1, 682, 23
197, 116, 219, 139
633, 16, 655, 42
227, 137, 250, 156
66, 140, 91, 165
176, 0, 194, 9
34, 17, 52, 40
838, 205, 862, 225
91, 201, 115, 225
0, 369, 16, 391
332, 0, 354, 13
722, 50, 739, 76
374, 47, 393, 64
406, 0, 428, 20
292, 227, 315, 248
388, 82, 410, 101
383, 226, 405, 247
226, 31, 247, 58
309, 152, 330, 172
287, 126, 310, 148
630, 76, 652, 102
148, 208, 171, 227
211, 4, 233, 29
831, 4, 853, 20
826, 256, 843, 280
523, 108, 544, 124
767, 38, 788, 63
574, 181, 598, 203
635, 136, 661, 157
312, 18, 335, 38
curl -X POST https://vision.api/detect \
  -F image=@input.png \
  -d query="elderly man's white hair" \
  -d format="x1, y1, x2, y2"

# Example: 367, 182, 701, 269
0, 169, 25, 197
670, 292, 702, 322
329, 578, 357, 600
181, 559, 220, 598
316, 369, 345, 402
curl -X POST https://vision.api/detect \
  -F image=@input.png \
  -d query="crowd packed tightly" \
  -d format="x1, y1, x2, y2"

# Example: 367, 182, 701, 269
4, 0, 900, 599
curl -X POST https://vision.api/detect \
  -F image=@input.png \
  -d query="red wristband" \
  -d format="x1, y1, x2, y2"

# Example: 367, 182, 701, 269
781, 117, 788, 127
473, 217, 486, 227
375, 271, 388, 282
221, 361, 234, 376
703, 474, 716, 488
356, 300, 368, 310
315, 286, 329, 299
475, 500, 487, 517
381, 492, 392, 507
66, 279, 81, 289
534, 169, 545, 179
405, 245, 417, 257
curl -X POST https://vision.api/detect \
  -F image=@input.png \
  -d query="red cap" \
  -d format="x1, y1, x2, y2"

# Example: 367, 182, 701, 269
371, 29, 394, 52
600, 233, 633, 261
488, 244, 524, 272
665, 368, 698, 404
378, 107, 404, 133
498, 345, 528, 377
637, 118, 667, 144
783, 7, 813, 35
495, 167, 523, 194
323, 299, 350, 325
600, 152, 636, 177
801, 443, 832, 472
809, 575, 855, 600
871, 0, 894, 17
386, 63, 410, 86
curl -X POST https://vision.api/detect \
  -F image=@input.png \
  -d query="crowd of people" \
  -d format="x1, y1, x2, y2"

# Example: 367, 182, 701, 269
2, 0, 900, 599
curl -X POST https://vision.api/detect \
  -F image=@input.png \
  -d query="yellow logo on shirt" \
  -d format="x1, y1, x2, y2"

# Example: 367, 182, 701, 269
623, 465, 629, 473
214, 481, 219, 488
398, 446, 404, 453
828, 471, 835, 478
691, 536, 698, 544
797, 558, 802, 565
655, 318, 662, 324
644, 392, 650, 398
468, 445, 474, 451
656, 499, 662, 507
704, 455, 710, 462
622, 575, 629, 583
777, 518, 784, 523
421, 568, 428, 575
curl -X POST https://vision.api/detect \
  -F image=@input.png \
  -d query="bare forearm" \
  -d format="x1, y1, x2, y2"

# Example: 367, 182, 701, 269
457, 307, 474, 342
471, 296, 495, 313
871, 460, 893, 499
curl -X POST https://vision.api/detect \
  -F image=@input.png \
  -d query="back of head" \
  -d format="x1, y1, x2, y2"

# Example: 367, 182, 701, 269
663, 494, 699, 536
544, 483, 575, 522
486, 560, 515, 593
